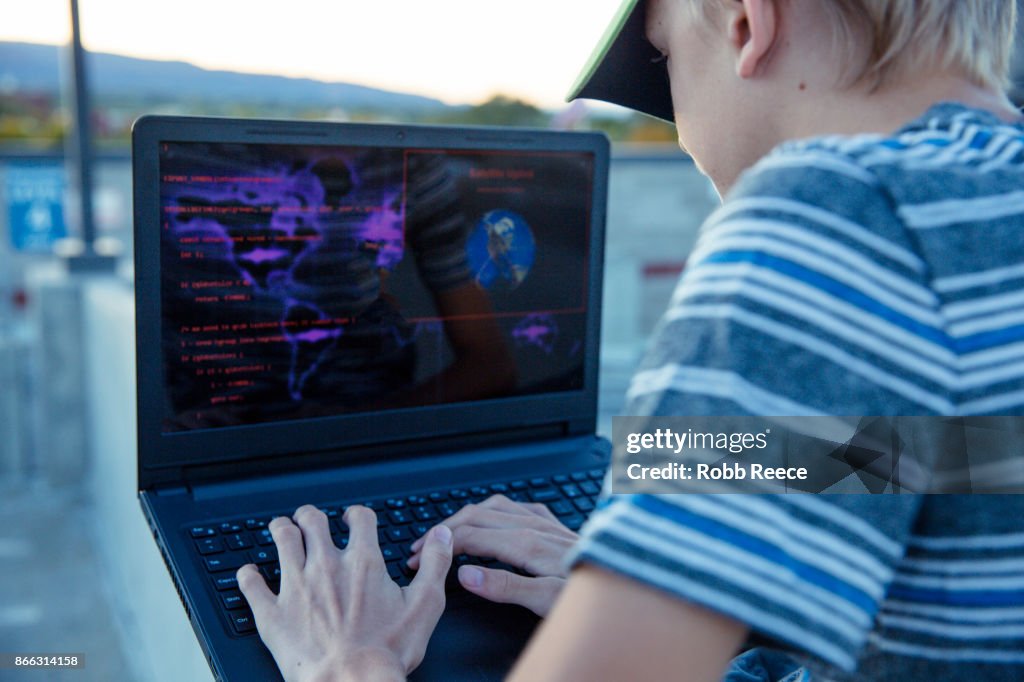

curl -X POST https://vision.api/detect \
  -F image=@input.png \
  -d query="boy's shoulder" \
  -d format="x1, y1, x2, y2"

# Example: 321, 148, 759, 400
734, 102, 1024, 206
709, 102, 1024, 275
708, 130, 930, 280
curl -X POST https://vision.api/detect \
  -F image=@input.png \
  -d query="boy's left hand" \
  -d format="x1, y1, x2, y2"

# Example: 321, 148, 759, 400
237, 504, 453, 682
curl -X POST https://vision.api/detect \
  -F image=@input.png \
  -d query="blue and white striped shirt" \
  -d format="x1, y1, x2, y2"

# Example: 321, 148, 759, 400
572, 102, 1024, 680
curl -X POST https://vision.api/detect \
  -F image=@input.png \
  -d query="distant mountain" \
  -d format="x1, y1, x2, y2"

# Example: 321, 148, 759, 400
0, 41, 449, 112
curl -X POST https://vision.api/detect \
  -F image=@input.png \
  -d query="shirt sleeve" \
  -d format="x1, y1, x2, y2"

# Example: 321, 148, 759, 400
570, 148, 942, 672
404, 153, 473, 292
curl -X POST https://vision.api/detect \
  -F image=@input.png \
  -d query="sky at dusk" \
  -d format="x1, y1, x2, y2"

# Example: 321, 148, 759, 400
1, 0, 626, 108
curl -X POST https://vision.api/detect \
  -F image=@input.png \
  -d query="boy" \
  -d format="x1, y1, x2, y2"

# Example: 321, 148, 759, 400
239, 1, 1024, 680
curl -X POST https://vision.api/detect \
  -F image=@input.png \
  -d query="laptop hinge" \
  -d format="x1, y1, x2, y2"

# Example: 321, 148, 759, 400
188, 433, 603, 502
174, 421, 574, 490
153, 485, 188, 496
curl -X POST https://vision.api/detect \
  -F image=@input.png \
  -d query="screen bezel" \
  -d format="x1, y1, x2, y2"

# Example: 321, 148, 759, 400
133, 115, 608, 489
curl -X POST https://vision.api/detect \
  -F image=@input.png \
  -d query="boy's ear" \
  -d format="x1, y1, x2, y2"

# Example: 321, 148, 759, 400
727, 0, 779, 79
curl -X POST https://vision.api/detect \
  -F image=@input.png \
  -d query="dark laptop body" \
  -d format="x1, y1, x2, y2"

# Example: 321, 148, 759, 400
132, 115, 610, 681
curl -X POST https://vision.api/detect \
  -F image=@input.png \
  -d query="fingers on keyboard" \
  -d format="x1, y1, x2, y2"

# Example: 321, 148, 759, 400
193, 467, 605, 634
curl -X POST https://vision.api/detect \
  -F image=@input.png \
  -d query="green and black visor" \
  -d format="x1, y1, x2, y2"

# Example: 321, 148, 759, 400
567, 0, 675, 122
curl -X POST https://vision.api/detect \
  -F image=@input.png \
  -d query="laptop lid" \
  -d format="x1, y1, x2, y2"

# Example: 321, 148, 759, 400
133, 116, 609, 490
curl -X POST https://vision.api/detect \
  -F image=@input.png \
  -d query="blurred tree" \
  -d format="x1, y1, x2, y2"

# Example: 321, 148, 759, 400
582, 114, 633, 140
436, 95, 550, 128
576, 112, 677, 144
625, 116, 677, 143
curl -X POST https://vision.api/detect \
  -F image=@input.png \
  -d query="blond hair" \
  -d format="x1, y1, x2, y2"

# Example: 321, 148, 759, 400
699, 0, 1018, 90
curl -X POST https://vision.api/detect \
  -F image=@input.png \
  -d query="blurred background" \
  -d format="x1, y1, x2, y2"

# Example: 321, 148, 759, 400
0, 1, 1021, 679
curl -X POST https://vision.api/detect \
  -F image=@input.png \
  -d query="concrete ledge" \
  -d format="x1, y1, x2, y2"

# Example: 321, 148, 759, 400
82, 277, 211, 682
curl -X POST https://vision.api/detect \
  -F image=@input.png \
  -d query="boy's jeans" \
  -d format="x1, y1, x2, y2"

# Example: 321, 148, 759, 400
723, 648, 810, 682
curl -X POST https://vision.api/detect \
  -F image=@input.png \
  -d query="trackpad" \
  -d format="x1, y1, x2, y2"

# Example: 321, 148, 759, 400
411, 591, 540, 681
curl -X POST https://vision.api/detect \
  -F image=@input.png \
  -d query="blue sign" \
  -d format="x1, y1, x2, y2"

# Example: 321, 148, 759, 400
6, 163, 68, 252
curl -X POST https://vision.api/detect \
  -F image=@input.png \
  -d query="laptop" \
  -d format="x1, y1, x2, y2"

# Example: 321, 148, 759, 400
132, 115, 611, 681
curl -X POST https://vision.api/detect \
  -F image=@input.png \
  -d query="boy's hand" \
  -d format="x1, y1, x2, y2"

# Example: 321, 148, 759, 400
237, 505, 453, 682
407, 495, 577, 616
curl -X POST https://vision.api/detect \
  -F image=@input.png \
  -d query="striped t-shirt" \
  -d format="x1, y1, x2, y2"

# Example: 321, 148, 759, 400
571, 102, 1024, 680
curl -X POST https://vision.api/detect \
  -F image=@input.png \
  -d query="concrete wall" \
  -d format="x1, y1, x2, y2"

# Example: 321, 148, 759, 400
83, 278, 212, 682
597, 149, 719, 429
601, 150, 718, 362
25, 266, 91, 485
0, 335, 32, 477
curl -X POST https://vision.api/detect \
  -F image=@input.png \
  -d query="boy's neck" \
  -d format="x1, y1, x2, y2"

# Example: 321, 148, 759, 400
783, 74, 1022, 143
709, 73, 1020, 196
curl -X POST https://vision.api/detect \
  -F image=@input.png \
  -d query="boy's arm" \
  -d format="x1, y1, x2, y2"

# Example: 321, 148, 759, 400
508, 565, 749, 682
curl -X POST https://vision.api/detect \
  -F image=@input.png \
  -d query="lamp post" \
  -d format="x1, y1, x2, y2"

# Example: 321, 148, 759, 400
65, 0, 116, 272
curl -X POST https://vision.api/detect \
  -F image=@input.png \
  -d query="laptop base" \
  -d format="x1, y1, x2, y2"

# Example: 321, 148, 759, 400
142, 436, 609, 681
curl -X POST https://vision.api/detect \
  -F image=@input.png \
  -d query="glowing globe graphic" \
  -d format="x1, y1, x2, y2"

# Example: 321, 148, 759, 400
466, 209, 536, 291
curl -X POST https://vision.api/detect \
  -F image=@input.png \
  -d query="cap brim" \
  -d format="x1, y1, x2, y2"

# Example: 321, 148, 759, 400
567, 0, 674, 123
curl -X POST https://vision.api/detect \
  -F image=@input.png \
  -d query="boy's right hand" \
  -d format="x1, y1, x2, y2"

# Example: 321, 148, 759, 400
406, 494, 578, 616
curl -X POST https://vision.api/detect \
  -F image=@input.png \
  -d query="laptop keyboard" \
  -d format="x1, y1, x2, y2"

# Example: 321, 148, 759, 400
185, 468, 606, 636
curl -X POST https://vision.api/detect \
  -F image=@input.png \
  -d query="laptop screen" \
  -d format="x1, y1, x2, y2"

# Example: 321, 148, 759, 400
158, 142, 595, 433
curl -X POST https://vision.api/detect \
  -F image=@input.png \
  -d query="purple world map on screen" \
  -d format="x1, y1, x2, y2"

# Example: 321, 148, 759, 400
170, 159, 406, 401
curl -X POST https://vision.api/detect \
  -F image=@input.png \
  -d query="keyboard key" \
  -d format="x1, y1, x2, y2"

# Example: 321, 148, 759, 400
225, 533, 253, 551
190, 526, 216, 538
437, 503, 457, 518
335, 536, 350, 549
529, 489, 559, 503
489, 483, 509, 494
386, 498, 407, 509
250, 548, 277, 565
580, 481, 600, 496
407, 495, 428, 506
561, 484, 581, 499
386, 526, 410, 542
509, 480, 528, 490
222, 591, 246, 610
387, 562, 403, 581
231, 611, 256, 634
449, 489, 468, 499
529, 477, 550, 488
244, 518, 267, 530
411, 523, 431, 538
255, 529, 274, 546
571, 471, 589, 482
320, 507, 339, 519
213, 575, 239, 591
508, 492, 528, 502
388, 510, 412, 525
470, 486, 490, 497
428, 491, 447, 503
205, 554, 245, 573
381, 546, 402, 561
588, 468, 605, 480
552, 474, 570, 485
562, 515, 585, 531
260, 564, 282, 582
413, 506, 437, 522
550, 500, 574, 516
219, 522, 243, 534
573, 497, 595, 513
196, 537, 225, 555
